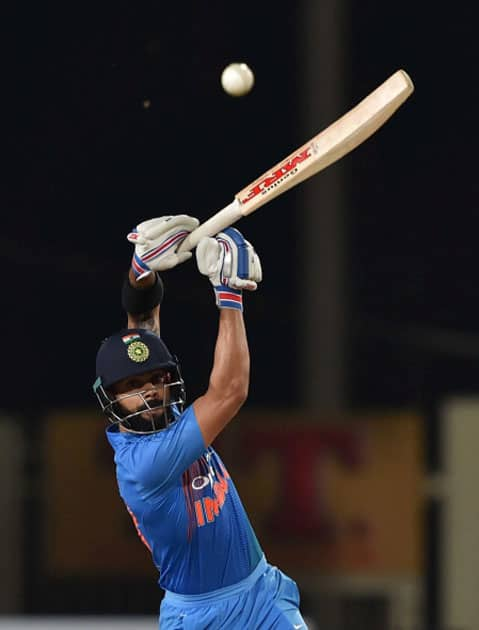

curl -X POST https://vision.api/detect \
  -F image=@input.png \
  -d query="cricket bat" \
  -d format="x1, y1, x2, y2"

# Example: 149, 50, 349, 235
178, 69, 414, 253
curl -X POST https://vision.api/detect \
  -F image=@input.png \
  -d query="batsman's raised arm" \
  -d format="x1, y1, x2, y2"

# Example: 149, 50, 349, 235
122, 214, 200, 333
124, 271, 162, 334
192, 228, 262, 446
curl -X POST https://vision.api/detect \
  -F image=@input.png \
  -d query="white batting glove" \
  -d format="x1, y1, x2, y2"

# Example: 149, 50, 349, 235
196, 228, 262, 311
127, 215, 200, 279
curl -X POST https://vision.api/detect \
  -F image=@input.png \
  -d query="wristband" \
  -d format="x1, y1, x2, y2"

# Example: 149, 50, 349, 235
214, 285, 243, 311
121, 273, 164, 315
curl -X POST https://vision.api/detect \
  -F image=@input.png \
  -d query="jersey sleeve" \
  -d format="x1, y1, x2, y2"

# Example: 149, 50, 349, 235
128, 405, 206, 495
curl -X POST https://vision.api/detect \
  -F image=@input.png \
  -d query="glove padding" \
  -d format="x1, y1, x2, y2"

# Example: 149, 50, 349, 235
196, 227, 262, 291
128, 215, 199, 278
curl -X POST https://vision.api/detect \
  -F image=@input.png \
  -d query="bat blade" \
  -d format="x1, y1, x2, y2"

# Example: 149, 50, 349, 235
178, 69, 413, 252
237, 69, 413, 215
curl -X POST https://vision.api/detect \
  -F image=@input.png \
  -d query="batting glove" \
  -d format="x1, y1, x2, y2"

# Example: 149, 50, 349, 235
196, 227, 262, 311
128, 215, 200, 279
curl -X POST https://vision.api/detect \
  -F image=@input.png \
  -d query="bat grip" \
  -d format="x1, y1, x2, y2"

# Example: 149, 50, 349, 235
177, 198, 243, 253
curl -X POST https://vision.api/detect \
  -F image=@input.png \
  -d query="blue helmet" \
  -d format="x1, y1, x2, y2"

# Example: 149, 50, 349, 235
93, 328, 185, 434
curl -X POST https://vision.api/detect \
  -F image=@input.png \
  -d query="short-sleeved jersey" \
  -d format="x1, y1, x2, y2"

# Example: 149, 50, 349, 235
106, 405, 263, 595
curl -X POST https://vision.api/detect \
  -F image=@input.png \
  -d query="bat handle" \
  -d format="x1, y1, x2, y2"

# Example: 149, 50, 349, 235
177, 198, 243, 253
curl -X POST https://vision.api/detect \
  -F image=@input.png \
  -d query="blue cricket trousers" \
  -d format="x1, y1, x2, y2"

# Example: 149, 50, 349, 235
159, 555, 307, 629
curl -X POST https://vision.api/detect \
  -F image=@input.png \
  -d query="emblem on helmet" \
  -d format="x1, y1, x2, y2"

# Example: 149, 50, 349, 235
127, 340, 150, 363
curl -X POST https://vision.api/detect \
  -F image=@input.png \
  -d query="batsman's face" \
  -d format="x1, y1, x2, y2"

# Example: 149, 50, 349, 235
111, 368, 171, 421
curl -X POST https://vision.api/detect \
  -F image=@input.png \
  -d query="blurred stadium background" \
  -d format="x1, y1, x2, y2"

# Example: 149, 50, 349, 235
3, 1, 478, 629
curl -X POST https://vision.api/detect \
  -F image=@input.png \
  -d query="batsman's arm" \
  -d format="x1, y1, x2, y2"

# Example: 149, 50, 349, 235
123, 214, 200, 335
123, 269, 162, 336
192, 228, 261, 446
193, 308, 250, 446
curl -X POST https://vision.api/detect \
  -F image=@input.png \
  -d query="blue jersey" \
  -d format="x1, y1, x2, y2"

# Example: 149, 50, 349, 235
106, 405, 263, 595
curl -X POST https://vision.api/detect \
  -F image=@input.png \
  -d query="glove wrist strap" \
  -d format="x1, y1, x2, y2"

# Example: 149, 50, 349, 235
131, 253, 151, 280
214, 285, 243, 311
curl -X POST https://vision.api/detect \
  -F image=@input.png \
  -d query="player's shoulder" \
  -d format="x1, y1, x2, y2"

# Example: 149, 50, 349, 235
114, 405, 199, 458
122, 405, 205, 492
147, 404, 198, 441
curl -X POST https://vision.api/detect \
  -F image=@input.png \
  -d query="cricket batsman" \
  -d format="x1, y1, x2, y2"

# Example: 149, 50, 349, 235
93, 216, 307, 628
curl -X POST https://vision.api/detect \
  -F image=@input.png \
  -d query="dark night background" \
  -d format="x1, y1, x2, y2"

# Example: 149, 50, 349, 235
4, 1, 479, 411
1, 2, 478, 627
